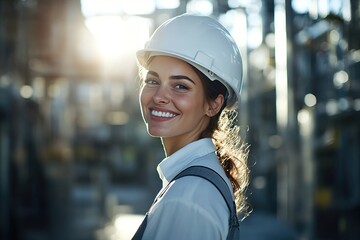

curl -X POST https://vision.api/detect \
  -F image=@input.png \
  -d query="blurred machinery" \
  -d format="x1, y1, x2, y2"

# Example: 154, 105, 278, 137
291, 2, 360, 238
0, 0, 359, 240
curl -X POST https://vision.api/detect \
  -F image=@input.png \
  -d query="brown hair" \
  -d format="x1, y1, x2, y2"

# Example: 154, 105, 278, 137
192, 66, 250, 217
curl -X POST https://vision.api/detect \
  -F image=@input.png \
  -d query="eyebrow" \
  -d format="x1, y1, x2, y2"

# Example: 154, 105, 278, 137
147, 71, 196, 85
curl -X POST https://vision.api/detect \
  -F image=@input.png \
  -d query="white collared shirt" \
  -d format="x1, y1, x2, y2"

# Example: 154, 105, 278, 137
142, 138, 233, 240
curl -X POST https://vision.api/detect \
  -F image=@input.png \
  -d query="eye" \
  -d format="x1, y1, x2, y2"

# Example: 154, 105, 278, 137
174, 84, 189, 90
144, 79, 159, 85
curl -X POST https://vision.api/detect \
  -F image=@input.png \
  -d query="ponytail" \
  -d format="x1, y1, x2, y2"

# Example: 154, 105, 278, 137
193, 66, 250, 217
213, 111, 250, 216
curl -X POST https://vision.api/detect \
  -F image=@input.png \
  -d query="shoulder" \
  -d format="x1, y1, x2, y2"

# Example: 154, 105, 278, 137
171, 174, 228, 203
146, 176, 229, 239
157, 175, 229, 225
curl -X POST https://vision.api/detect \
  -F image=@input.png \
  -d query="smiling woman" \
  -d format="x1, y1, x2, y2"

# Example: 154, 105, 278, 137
133, 13, 250, 240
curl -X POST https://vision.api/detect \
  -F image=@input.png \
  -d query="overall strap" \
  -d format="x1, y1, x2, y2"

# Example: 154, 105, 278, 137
131, 213, 148, 240
131, 183, 174, 240
132, 165, 239, 240
174, 166, 239, 240
173, 166, 233, 213
131, 179, 175, 240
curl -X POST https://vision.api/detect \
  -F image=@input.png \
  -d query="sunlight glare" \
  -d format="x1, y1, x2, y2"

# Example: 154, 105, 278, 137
122, 0, 155, 15
85, 16, 124, 58
81, 0, 122, 18
85, 16, 150, 60
113, 214, 144, 240
187, 0, 214, 16
81, 0, 151, 61
156, 0, 180, 9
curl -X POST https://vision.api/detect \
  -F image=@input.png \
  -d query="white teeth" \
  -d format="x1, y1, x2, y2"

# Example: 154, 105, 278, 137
151, 110, 176, 118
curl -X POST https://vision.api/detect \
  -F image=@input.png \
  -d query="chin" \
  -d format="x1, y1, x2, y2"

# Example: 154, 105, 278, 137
148, 129, 175, 138
147, 129, 163, 137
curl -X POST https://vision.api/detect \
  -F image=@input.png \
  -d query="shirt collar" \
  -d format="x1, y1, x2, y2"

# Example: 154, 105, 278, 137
157, 138, 216, 187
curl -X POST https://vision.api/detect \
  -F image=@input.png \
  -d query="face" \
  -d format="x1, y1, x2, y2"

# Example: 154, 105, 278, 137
140, 55, 212, 145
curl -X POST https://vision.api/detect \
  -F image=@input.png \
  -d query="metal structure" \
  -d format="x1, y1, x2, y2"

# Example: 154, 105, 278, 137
1, 0, 359, 239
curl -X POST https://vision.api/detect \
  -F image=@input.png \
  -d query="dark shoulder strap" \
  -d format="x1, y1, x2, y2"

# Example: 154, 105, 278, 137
173, 166, 239, 240
173, 166, 233, 212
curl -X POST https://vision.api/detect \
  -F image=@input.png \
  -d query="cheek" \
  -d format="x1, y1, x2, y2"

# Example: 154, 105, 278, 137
139, 89, 149, 114
140, 87, 150, 106
140, 88, 157, 118
175, 97, 194, 111
174, 93, 206, 113
139, 96, 148, 124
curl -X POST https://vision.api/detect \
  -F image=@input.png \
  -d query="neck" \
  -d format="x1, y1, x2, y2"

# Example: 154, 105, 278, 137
161, 135, 201, 157
161, 116, 210, 156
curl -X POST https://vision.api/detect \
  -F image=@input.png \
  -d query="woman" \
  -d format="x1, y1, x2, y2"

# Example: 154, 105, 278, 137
133, 13, 250, 240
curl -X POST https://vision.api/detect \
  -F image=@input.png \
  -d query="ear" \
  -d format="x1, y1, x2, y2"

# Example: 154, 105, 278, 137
206, 94, 225, 117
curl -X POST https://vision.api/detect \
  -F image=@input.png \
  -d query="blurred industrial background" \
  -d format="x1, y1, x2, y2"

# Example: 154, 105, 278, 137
0, 0, 359, 239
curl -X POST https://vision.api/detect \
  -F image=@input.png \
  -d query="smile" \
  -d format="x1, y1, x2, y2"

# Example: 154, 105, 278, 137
151, 110, 177, 118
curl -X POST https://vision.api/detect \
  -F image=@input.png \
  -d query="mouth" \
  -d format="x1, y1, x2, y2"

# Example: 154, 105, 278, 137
151, 109, 178, 118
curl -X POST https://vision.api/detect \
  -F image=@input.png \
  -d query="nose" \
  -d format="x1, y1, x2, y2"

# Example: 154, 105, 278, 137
153, 86, 170, 105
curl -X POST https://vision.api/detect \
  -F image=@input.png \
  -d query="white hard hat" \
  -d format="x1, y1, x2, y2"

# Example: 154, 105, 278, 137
136, 13, 243, 108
